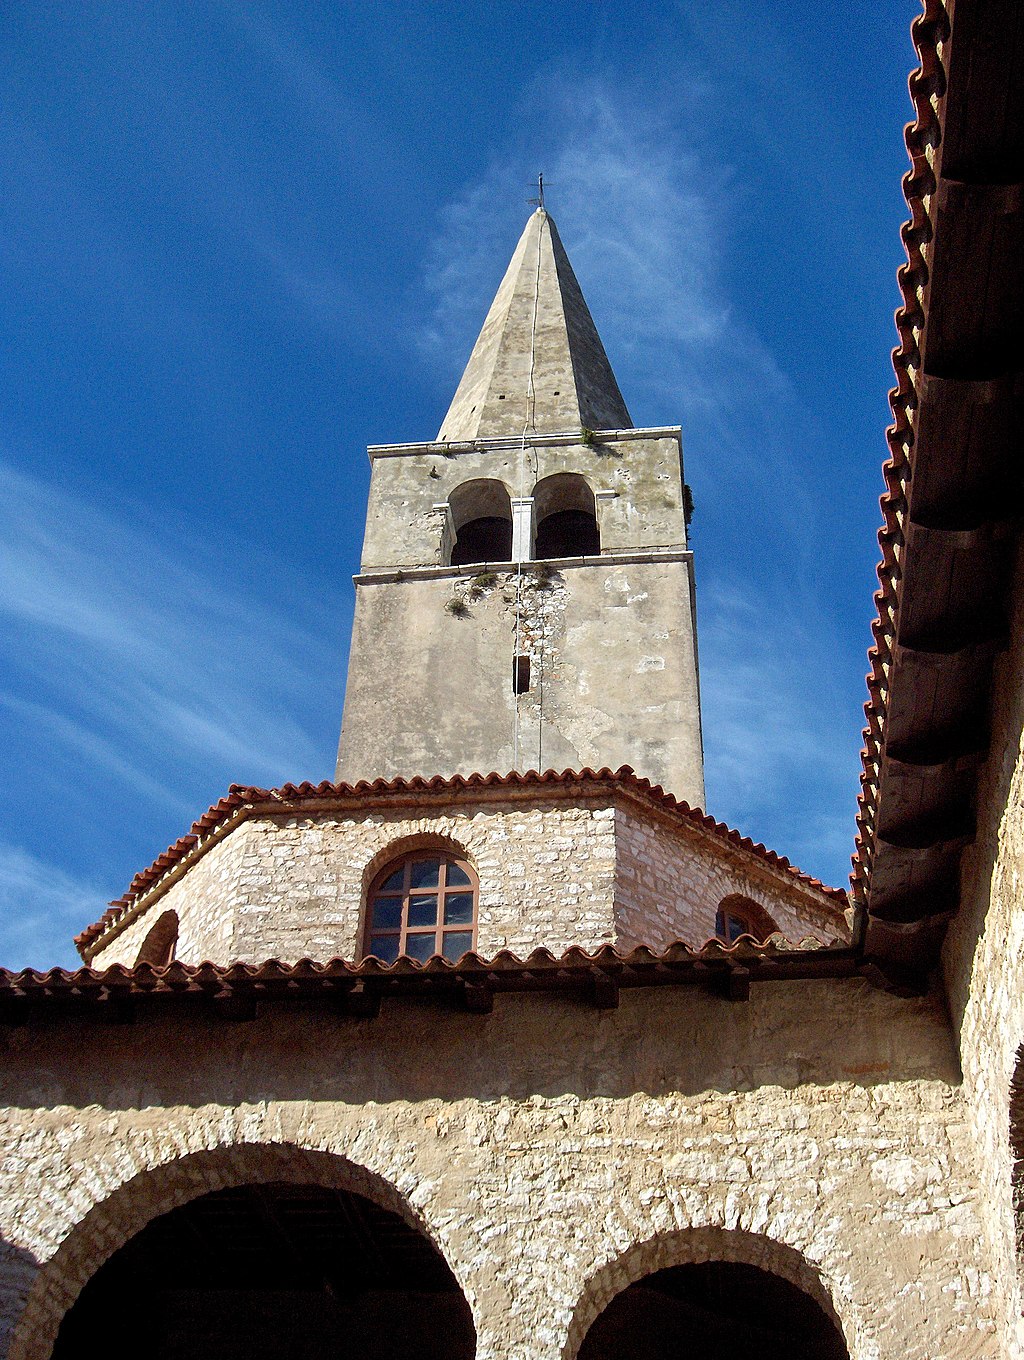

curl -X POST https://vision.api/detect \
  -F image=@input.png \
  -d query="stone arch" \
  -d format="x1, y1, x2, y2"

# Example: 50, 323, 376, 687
358, 831, 477, 948
716, 894, 779, 944
448, 478, 512, 566
10, 1142, 475, 1360
561, 1226, 851, 1360
360, 831, 476, 899
134, 908, 179, 967
533, 473, 599, 559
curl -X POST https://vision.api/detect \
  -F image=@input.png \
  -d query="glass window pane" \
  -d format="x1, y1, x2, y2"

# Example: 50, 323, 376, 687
444, 893, 474, 925
726, 913, 746, 942
404, 932, 437, 962
370, 897, 403, 930
442, 931, 474, 961
408, 894, 438, 928
409, 859, 440, 889
368, 935, 400, 963
380, 868, 405, 892
446, 863, 472, 887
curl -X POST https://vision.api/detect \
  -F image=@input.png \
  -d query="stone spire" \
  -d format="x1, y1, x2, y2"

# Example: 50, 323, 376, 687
438, 209, 632, 442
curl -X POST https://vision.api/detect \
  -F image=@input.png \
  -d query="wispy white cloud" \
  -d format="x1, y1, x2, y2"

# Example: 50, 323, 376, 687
0, 459, 339, 792
0, 842, 107, 971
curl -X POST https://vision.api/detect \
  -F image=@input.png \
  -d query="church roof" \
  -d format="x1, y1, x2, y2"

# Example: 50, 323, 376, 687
437, 209, 633, 441
75, 766, 846, 960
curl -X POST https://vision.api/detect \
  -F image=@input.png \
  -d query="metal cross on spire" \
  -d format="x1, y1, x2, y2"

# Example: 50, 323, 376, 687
527, 173, 546, 210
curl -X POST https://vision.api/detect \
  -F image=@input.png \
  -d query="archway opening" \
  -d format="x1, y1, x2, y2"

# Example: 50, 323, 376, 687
449, 478, 512, 566
135, 909, 179, 967
715, 894, 779, 944
533, 473, 599, 559
577, 1261, 847, 1360
52, 1180, 475, 1360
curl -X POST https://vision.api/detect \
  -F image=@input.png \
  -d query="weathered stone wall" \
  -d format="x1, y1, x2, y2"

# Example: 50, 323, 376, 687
337, 557, 703, 803
943, 545, 1024, 1358
90, 823, 261, 969
90, 801, 620, 969
87, 796, 842, 970
613, 805, 843, 950
0, 979, 996, 1360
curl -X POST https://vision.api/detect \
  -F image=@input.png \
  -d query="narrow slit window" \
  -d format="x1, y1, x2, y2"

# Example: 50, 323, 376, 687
513, 654, 531, 694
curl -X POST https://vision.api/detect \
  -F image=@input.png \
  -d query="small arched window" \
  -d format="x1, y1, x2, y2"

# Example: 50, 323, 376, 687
134, 910, 179, 968
715, 894, 779, 944
533, 473, 600, 559
448, 479, 512, 566
364, 853, 478, 963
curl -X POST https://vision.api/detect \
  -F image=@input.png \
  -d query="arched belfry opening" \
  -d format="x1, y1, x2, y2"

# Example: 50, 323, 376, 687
575, 1260, 848, 1360
52, 1180, 476, 1360
449, 478, 512, 566
533, 473, 600, 559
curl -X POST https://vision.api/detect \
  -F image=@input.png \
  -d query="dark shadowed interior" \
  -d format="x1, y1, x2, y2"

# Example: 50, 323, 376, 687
535, 509, 600, 559
576, 1261, 848, 1360
53, 1182, 476, 1360
450, 515, 512, 565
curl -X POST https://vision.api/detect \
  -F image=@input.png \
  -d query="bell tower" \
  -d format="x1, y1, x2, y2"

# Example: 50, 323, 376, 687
336, 208, 704, 806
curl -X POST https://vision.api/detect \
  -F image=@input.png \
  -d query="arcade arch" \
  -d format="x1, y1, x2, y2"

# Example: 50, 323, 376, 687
563, 1227, 850, 1360
12, 1144, 475, 1360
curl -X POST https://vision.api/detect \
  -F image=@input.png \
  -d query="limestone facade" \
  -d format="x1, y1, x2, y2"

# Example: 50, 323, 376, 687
0, 979, 999, 1360
943, 545, 1024, 1356
339, 427, 704, 804
85, 782, 846, 970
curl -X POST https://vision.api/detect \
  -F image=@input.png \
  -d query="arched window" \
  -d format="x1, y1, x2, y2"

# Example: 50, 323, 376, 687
533, 472, 600, 559
715, 894, 779, 944
364, 852, 478, 963
448, 478, 512, 566
134, 910, 179, 968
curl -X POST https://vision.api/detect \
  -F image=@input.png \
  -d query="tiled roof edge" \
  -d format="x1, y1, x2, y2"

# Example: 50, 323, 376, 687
77, 766, 847, 957
852, 0, 950, 901
7, 937, 863, 1008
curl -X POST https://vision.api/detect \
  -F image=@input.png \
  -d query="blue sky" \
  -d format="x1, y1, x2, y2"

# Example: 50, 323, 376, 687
0, 1, 918, 968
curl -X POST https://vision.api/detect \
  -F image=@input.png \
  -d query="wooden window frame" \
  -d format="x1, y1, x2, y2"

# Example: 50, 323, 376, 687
363, 852, 478, 963
715, 895, 778, 944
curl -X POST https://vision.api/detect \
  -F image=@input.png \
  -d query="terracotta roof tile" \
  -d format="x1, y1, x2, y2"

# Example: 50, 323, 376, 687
2, 936, 869, 1022
853, 0, 950, 901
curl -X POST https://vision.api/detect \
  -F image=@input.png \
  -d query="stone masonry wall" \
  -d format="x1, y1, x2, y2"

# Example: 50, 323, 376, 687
90, 800, 620, 968
613, 805, 844, 950
87, 795, 843, 970
0, 979, 997, 1360
337, 556, 704, 805
89, 822, 262, 970
943, 546, 1024, 1359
